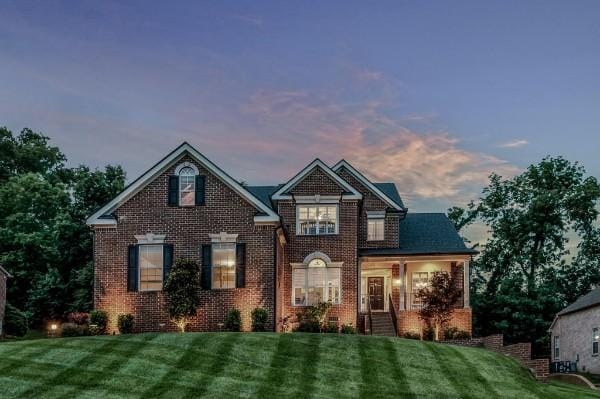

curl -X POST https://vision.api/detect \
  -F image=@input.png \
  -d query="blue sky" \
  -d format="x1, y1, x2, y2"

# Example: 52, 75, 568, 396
1, 1, 599, 219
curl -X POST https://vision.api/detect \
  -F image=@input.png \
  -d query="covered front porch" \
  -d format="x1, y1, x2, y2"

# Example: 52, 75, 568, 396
359, 255, 471, 335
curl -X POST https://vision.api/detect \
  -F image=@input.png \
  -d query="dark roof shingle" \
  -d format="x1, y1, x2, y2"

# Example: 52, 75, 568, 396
373, 182, 405, 210
558, 288, 600, 316
360, 213, 478, 256
246, 185, 281, 210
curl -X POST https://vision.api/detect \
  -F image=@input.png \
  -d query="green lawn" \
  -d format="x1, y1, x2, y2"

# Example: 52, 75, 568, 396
0, 332, 597, 398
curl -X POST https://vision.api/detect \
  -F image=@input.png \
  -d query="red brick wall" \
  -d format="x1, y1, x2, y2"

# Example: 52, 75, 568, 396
336, 168, 400, 249
277, 168, 359, 328
396, 309, 473, 336
93, 154, 277, 333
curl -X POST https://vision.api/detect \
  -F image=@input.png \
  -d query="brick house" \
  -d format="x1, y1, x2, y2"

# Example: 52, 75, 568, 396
87, 142, 476, 334
0, 265, 11, 336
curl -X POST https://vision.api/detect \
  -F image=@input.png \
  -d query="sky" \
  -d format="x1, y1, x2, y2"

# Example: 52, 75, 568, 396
1, 1, 599, 232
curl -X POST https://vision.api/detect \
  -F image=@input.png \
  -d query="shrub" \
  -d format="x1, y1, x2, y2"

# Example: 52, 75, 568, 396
251, 308, 269, 332
443, 326, 459, 339
117, 314, 134, 334
402, 331, 421, 340
61, 322, 89, 337
340, 324, 356, 334
4, 303, 28, 337
295, 302, 332, 333
66, 312, 89, 325
164, 258, 202, 332
422, 325, 435, 341
89, 310, 108, 334
224, 309, 241, 332
453, 330, 471, 340
324, 322, 339, 333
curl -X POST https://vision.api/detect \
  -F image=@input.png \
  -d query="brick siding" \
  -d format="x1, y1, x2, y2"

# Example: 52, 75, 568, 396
93, 154, 276, 333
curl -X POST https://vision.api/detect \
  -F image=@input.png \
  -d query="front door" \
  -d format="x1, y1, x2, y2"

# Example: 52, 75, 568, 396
368, 277, 385, 311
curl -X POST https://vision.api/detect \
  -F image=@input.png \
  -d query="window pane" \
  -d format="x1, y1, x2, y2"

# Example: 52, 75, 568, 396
292, 269, 306, 305
179, 171, 196, 206
139, 245, 163, 291
594, 342, 599, 355
308, 268, 327, 305
367, 218, 384, 241
327, 268, 341, 304
212, 243, 236, 289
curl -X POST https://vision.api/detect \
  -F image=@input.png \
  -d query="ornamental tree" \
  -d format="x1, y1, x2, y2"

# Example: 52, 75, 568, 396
416, 271, 462, 341
164, 258, 202, 332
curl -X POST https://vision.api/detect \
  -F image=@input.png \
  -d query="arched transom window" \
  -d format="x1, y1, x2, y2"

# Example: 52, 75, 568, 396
292, 253, 342, 306
178, 166, 196, 206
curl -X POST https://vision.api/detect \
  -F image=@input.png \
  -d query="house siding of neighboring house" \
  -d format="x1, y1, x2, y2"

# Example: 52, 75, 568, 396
88, 142, 476, 335
550, 288, 600, 373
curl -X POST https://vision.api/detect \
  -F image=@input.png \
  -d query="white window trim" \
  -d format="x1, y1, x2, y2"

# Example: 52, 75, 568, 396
367, 216, 385, 241
174, 162, 199, 175
296, 204, 339, 236
291, 252, 343, 306
178, 165, 197, 207
593, 328, 599, 356
292, 266, 342, 306
135, 233, 166, 244
138, 244, 164, 292
209, 232, 239, 243
211, 242, 237, 290
554, 336, 560, 360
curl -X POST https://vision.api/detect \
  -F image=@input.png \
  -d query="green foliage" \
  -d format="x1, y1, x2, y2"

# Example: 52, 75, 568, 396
61, 322, 89, 337
0, 127, 125, 326
416, 272, 462, 341
251, 308, 269, 332
443, 327, 471, 340
117, 314, 134, 334
452, 156, 600, 346
224, 309, 241, 332
402, 331, 421, 340
89, 310, 108, 334
340, 324, 356, 334
163, 259, 202, 332
295, 302, 332, 333
324, 322, 339, 333
4, 303, 28, 337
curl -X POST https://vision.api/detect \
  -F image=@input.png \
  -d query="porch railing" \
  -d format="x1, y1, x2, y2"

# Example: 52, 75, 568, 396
388, 293, 398, 336
365, 296, 373, 335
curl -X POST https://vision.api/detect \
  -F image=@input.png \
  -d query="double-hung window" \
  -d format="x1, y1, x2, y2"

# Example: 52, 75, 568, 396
554, 336, 560, 359
367, 217, 385, 241
297, 205, 338, 235
212, 243, 236, 289
139, 245, 164, 291
593, 328, 599, 356
179, 166, 196, 206
292, 259, 341, 306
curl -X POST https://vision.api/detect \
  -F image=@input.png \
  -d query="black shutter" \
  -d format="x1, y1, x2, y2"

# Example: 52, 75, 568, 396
195, 175, 206, 206
168, 175, 179, 206
236, 243, 246, 288
201, 244, 212, 290
127, 245, 138, 292
163, 244, 174, 287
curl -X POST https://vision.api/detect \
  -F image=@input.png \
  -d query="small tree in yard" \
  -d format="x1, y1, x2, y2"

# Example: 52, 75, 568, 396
164, 259, 202, 333
416, 271, 462, 341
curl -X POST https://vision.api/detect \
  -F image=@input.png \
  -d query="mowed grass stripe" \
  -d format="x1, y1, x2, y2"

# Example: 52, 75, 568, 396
312, 334, 362, 398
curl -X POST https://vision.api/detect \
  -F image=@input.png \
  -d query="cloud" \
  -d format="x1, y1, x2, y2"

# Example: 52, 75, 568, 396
498, 139, 529, 148
238, 88, 519, 210
230, 14, 264, 27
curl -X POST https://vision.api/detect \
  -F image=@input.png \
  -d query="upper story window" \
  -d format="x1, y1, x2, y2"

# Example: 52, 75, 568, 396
367, 218, 385, 241
179, 166, 196, 206
297, 205, 338, 235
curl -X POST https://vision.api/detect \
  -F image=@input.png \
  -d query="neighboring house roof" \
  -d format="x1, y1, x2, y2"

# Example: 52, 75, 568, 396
557, 287, 600, 316
271, 159, 362, 201
332, 160, 405, 211
86, 142, 281, 226
359, 213, 478, 256
0, 265, 12, 278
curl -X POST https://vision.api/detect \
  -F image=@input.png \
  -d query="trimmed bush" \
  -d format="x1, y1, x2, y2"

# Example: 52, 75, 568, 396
443, 326, 471, 340
4, 303, 28, 337
251, 308, 269, 332
224, 309, 241, 332
324, 322, 339, 333
402, 331, 421, 340
61, 322, 89, 337
117, 314, 134, 334
341, 324, 356, 334
422, 325, 435, 341
89, 310, 108, 334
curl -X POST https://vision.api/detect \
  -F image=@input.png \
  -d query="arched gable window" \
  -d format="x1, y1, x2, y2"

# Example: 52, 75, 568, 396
292, 252, 342, 306
178, 166, 196, 206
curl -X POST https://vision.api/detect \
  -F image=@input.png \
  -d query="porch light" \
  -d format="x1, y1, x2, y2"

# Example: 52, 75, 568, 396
393, 279, 402, 286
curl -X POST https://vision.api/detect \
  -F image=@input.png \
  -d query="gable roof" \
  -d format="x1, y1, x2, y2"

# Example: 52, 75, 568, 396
271, 159, 362, 201
359, 213, 478, 256
332, 160, 405, 211
557, 287, 600, 316
86, 142, 281, 226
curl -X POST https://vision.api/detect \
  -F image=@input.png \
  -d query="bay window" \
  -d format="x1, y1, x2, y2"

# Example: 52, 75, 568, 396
297, 205, 338, 235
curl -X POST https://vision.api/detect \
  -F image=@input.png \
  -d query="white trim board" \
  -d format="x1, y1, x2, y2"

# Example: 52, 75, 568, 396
271, 159, 362, 201
86, 142, 281, 226
332, 160, 404, 211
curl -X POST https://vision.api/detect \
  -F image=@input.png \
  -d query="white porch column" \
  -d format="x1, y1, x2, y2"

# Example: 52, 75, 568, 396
463, 260, 470, 309
399, 262, 406, 311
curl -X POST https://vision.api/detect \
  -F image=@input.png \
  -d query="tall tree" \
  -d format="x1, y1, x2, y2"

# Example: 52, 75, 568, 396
451, 157, 600, 345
